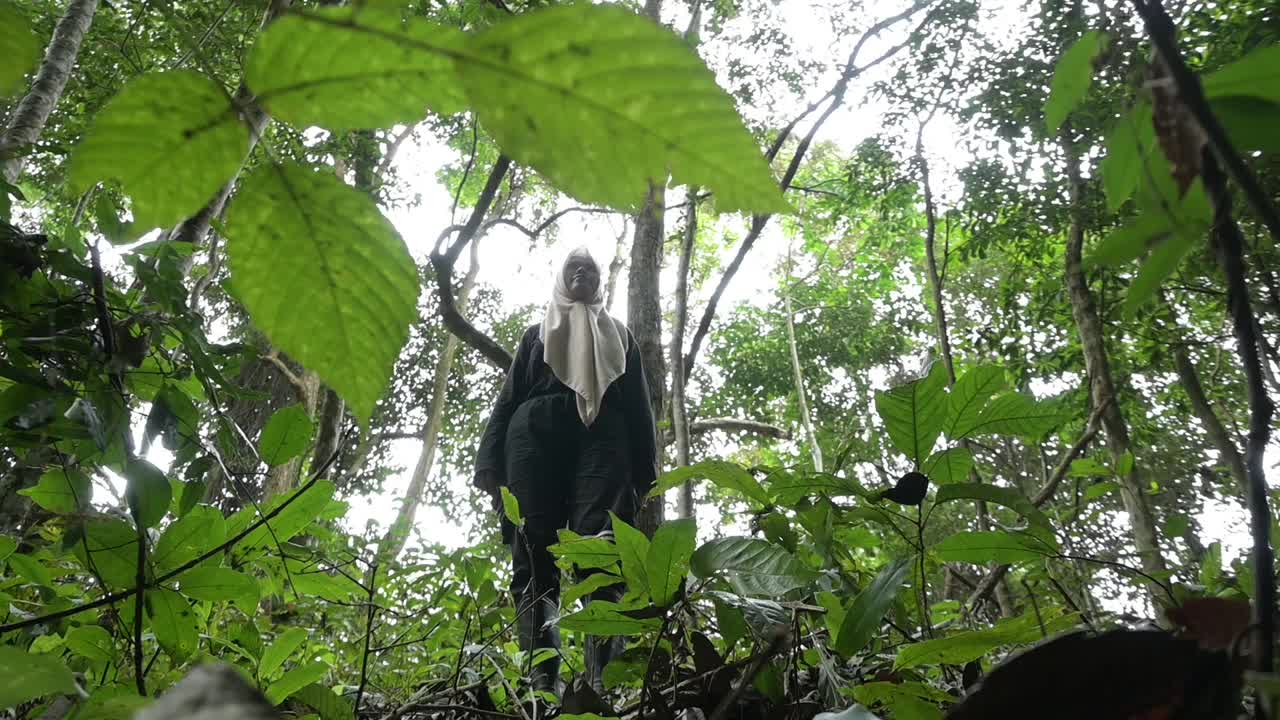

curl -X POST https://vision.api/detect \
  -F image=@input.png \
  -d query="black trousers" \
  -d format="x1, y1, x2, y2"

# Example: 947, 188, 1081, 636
503, 393, 638, 603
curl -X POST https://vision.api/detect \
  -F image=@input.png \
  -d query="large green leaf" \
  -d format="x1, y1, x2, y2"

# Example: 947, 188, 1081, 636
67, 71, 249, 232
9, 553, 51, 587
125, 458, 171, 528
225, 164, 418, 424
247, 6, 467, 130
944, 366, 1006, 439
1099, 103, 1154, 211
1214, 97, 1280, 154
18, 469, 92, 513
260, 627, 308, 680
229, 480, 336, 553
875, 362, 948, 465
562, 573, 625, 607
0, 3, 41, 96
294, 683, 354, 720
0, 535, 15, 562
74, 518, 140, 588
65, 625, 115, 664
958, 392, 1061, 440
706, 591, 790, 638
933, 484, 1053, 536
691, 537, 816, 597
1122, 225, 1201, 318
932, 531, 1054, 565
557, 600, 662, 635
1203, 44, 1280, 102
835, 559, 910, 656
649, 460, 770, 506
153, 505, 226, 574
290, 570, 364, 602
266, 662, 329, 705
0, 646, 80, 709
1044, 31, 1107, 134
147, 588, 199, 662
178, 567, 261, 612
895, 609, 1076, 669
610, 511, 650, 596
549, 529, 620, 572
766, 468, 864, 504
259, 404, 315, 466
921, 447, 973, 486
1087, 213, 1171, 269
499, 487, 524, 528
456, 4, 786, 213
646, 518, 696, 607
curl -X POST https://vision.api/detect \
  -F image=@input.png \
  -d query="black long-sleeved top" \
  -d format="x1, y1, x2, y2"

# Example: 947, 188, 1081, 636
474, 322, 659, 495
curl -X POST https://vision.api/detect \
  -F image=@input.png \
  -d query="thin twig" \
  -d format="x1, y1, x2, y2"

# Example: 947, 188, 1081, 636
354, 562, 380, 716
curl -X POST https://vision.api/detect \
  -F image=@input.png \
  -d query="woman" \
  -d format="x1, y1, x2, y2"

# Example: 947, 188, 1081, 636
474, 247, 659, 698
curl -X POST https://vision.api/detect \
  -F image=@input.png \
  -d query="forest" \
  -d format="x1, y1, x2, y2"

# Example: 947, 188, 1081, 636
1, 0, 1278, 717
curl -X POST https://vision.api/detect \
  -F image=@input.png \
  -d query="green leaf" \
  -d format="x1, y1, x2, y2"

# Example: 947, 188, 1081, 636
706, 591, 790, 637
125, 459, 171, 528
944, 366, 1006, 439
147, 588, 199, 662
153, 505, 226, 574
817, 591, 846, 646
67, 71, 249, 232
0, 646, 80, 709
850, 682, 955, 709
290, 571, 363, 602
835, 559, 910, 656
65, 625, 115, 664
1087, 213, 1171, 269
260, 627, 309, 680
1116, 451, 1135, 476
294, 683, 354, 720
456, 4, 786, 213
248, 6, 467, 130
932, 531, 1053, 564
691, 537, 816, 597
563, 573, 625, 608
875, 362, 949, 465
934, 484, 1052, 534
1122, 226, 1200, 317
0, 3, 41, 96
921, 447, 973, 486
649, 460, 770, 506
1044, 31, 1107, 134
895, 609, 1076, 669
259, 404, 315, 466
1203, 45, 1280, 102
178, 567, 261, 611
500, 486, 524, 528
74, 519, 140, 588
959, 392, 1061, 440
766, 469, 864, 504
1099, 103, 1154, 211
549, 529, 620, 571
1215, 97, 1280, 154
230, 480, 336, 553
9, 553, 52, 587
1069, 457, 1111, 477
1201, 541, 1223, 587
225, 164, 418, 425
18, 469, 92, 513
0, 535, 15, 562
266, 662, 329, 705
610, 512, 650, 596
557, 601, 662, 636
646, 518, 696, 607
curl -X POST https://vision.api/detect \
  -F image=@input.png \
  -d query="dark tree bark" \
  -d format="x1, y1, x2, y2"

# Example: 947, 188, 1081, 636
630, 184, 667, 535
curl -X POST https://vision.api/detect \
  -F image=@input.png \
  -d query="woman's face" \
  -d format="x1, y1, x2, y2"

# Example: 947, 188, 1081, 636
563, 255, 601, 302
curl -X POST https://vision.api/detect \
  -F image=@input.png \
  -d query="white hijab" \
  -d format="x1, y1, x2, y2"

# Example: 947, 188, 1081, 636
540, 247, 626, 427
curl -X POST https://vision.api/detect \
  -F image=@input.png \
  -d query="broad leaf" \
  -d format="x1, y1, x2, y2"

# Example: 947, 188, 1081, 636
147, 588, 199, 662
500, 486, 524, 527
267, 662, 329, 705
650, 460, 770, 506
549, 529, 620, 572
558, 601, 662, 635
706, 591, 790, 638
68, 71, 249, 232
294, 683, 354, 720
934, 484, 1053, 535
1087, 213, 1170, 269
766, 468, 864, 504
125, 458, 171, 528
563, 573, 625, 607
646, 518, 696, 607
875, 362, 948, 465
691, 537, 816, 597
179, 567, 261, 611
1044, 31, 1107, 134
1099, 103, 1154, 211
230, 480, 336, 553
19, 469, 92, 513
944, 366, 1006, 439
153, 505, 226, 574
74, 518, 140, 588
259, 404, 315, 466
290, 570, 364, 602
65, 625, 115, 664
921, 447, 973, 486
0, 536, 14, 562
0, 3, 41, 95
9, 553, 51, 587
261, 627, 308, 680
959, 392, 1061, 440
457, 4, 786, 213
610, 512, 650, 596
226, 164, 418, 424
895, 609, 1076, 669
932, 531, 1053, 565
1215, 97, 1280, 154
247, 6, 467, 130
0, 646, 80, 709
1203, 45, 1280, 102
1122, 226, 1200, 317
835, 559, 910, 656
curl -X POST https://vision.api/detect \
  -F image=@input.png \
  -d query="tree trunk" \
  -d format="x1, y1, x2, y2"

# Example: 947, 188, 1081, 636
782, 245, 821, 472
0, 0, 99, 182
1061, 138, 1168, 605
605, 218, 629, 313
671, 194, 697, 518
630, 183, 666, 535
